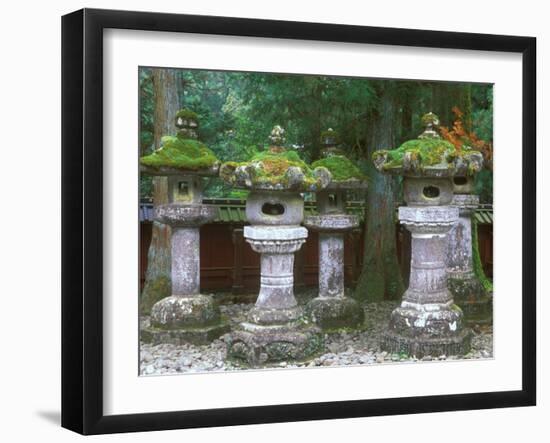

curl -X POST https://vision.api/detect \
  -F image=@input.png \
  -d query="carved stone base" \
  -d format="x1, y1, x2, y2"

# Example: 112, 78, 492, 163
225, 323, 323, 366
306, 297, 364, 330
383, 328, 472, 358
145, 294, 230, 344
449, 275, 492, 324
382, 303, 472, 357
141, 322, 230, 346
151, 294, 221, 329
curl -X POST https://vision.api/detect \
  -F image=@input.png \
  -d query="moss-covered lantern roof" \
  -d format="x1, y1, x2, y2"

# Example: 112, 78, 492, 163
139, 109, 219, 176
372, 112, 483, 177
311, 155, 368, 190
220, 126, 331, 192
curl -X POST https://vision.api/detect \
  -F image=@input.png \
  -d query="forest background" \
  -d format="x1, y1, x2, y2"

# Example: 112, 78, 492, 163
139, 68, 493, 304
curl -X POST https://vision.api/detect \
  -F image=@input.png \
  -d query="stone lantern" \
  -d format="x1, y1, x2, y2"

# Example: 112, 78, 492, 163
447, 174, 491, 323
372, 112, 483, 358
302, 129, 367, 329
220, 126, 331, 366
139, 109, 229, 344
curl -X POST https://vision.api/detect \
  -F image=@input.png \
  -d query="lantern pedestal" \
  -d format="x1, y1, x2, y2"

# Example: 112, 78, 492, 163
304, 214, 364, 329
226, 225, 323, 366
383, 206, 472, 358
141, 204, 229, 345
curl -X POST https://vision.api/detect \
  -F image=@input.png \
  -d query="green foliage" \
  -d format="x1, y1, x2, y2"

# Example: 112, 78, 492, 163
138, 67, 492, 199
311, 155, 366, 181
140, 136, 218, 170
139, 175, 153, 198
320, 129, 340, 144
471, 84, 493, 142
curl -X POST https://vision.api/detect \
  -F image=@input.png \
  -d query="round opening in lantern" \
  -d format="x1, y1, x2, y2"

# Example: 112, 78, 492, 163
453, 177, 468, 186
423, 186, 440, 199
261, 202, 285, 216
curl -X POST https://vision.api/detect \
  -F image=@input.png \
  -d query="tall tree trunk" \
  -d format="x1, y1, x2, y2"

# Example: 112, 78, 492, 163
355, 85, 405, 302
140, 69, 181, 314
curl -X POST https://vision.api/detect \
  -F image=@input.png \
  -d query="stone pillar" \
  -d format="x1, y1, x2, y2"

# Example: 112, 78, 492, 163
293, 245, 306, 292
447, 193, 491, 323
319, 233, 344, 297
383, 179, 471, 358
141, 203, 230, 345
231, 227, 245, 294
226, 191, 323, 366
304, 214, 364, 329
171, 226, 200, 295
350, 228, 362, 286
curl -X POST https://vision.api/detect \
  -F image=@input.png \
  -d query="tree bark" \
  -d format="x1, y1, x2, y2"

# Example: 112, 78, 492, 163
355, 85, 405, 302
140, 69, 181, 314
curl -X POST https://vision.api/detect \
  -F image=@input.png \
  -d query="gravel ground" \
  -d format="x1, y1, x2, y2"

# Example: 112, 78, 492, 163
140, 299, 493, 375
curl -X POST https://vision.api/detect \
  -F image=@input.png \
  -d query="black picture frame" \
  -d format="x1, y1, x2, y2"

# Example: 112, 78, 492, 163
61, 8, 536, 435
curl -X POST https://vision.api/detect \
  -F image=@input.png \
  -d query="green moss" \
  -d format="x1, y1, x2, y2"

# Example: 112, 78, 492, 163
140, 136, 218, 171
175, 109, 198, 120
373, 137, 482, 175
375, 138, 456, 169
140, 275, 171, 315
311, 155, 366, 182
472, 218, 493, 293
222, 149, 321, 187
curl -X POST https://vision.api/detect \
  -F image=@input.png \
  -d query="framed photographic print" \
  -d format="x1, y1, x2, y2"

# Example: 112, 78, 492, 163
61, 8, 536, 435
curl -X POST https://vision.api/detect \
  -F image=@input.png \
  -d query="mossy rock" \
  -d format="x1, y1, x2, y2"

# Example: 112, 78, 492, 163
372, 139, 483, 177
312, 155, 366, 182
140, 136, 219, 173
220, 149, 330, 191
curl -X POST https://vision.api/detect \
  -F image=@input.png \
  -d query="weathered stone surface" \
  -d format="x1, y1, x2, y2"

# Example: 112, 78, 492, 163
451, 176, 475, 195
171, 227, 201, 295
148, 185, 224, 343
154, 203, 218, 227
318, 233, 345, 297
225, 323, 323, 366
399, 205, 458, 233
447, 192, 491, 323
226, 186, 325, 365
448, 276, 492, 323
403, 177, 454, 206
383, 327, 471, 358
141, 321, 230, 346
383, 203, 471, 357
304, 214, 359, 232
243, 225, 307, 325
306, 297, 364, 330
151, 294, 222, 329
246, 191, 304, 225
304, 190, 362, 330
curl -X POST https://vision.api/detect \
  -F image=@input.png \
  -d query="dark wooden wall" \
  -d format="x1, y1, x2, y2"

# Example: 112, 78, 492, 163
139, 221, 493, 294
